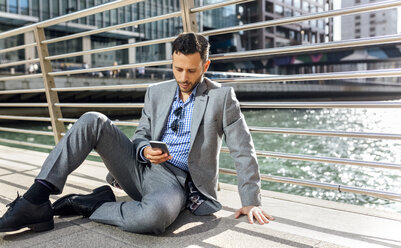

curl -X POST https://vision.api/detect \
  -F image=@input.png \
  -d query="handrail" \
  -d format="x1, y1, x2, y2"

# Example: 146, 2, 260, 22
240, 101, 401, 108
0, 138, 54, 149
0, 115, 51, 122
48, 60, 171, 77
249, 127, 401, 140
0, 43, 37, 54
42, 12, 181, 45
58, 118, 139, 127
220, 168, 401, 201
0, 103, 48, 107
220, 147, 401, 170
0, 74, 43, 81
45, 38, 175, 61
0, 58, 41, 69
210, 34, 401, 61
0, 127, 54, 136
55, 103, 145, 108
52, 83, 152, 92
0, 89, 46, 95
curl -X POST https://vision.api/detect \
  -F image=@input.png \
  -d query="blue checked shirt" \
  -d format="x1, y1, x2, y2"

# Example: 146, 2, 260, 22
160, 86, 198, 171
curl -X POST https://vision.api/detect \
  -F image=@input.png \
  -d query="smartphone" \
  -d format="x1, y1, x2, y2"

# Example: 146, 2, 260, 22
149, 141, 170, 156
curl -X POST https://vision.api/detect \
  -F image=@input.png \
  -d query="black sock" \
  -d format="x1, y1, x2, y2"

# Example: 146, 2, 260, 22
23, 180, 53, 205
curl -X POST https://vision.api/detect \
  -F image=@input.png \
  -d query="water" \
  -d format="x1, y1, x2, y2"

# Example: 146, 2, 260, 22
1, 108, 400, 212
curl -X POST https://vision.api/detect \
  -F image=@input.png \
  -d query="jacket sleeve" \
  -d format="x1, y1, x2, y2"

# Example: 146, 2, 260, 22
132, 86, 152, 164
222, 87, 262, 207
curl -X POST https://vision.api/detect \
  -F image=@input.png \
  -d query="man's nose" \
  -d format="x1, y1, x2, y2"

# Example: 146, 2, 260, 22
180, 71, 189, 81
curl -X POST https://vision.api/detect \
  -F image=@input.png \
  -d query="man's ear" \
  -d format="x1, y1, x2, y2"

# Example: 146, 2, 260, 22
203, 60, 211, 72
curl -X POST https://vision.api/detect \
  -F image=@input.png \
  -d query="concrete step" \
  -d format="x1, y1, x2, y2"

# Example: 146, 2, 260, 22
0, 145, 400, 248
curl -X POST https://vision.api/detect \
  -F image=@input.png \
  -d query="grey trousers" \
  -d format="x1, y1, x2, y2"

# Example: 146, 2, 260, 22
36, 112, 188, 234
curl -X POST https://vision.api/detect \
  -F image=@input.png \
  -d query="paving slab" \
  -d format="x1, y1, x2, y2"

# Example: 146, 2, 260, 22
0, 145, 400, 248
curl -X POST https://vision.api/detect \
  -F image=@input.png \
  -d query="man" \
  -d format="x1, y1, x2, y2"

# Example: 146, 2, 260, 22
0, 33, 273, 234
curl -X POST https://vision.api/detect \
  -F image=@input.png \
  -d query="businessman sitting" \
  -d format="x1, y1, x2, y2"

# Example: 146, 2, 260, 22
0, 32, 274, 234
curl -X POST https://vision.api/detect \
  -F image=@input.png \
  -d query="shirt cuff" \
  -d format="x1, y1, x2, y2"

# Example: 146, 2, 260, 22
138, 145, 150, 163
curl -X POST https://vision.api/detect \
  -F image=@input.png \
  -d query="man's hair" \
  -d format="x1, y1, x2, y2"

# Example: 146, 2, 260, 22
172, 32, 210, 63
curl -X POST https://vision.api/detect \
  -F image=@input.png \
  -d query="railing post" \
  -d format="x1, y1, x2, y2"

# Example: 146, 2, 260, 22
33, 27, 65, 143
179, 0, 198, 32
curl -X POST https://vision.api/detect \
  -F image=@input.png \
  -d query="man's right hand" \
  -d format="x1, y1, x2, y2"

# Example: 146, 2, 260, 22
143, 146, 172, 164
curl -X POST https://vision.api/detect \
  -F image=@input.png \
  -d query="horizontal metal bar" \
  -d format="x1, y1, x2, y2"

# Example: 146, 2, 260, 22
0, 127, 54, 136
55, 103, 144, 108
58, 118, 139, 127
224, 147, 401, 170
48, 60, 171, 77
210, 34, 401, 61
216, 68, 401, 83
201, 0, 401, 38
0, 1, 143, 40
191, 0, 255, 13
0, 103, 48, 107
0, 43, 37, 55
114, 121, 140, 127
240, 101, 401, 109
0, 88, 45, 95
0, 58, 41, 69
43, 12, 181, 44
0, 74, 42, 81
0, 115, 51, 122
37, 0, 144, 28
0, 26, 35, 41
45, 37, 175, 61
52, 83, 151, 92
219, 168, 401, 200
0, 138, 54, 150
249, 127, 401, 140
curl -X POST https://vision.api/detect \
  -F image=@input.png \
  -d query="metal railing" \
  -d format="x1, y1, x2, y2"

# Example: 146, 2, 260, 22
0, 0, 401, 203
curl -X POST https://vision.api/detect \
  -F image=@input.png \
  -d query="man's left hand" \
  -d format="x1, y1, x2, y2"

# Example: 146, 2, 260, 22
234, 206, 274, 225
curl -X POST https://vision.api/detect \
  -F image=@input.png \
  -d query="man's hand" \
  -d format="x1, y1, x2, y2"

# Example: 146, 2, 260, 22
143, 146, 172, 164
234, 205, 274, 225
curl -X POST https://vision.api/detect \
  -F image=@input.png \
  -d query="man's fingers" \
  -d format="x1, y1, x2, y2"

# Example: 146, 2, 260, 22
234, 210, 241, 219
247, 211, 254, 224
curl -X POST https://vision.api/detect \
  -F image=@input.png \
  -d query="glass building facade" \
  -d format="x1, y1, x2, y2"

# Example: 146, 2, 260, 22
0, 0, 238, 72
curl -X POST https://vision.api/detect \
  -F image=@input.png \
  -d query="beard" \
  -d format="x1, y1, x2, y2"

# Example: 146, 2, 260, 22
175, 73, 204, 93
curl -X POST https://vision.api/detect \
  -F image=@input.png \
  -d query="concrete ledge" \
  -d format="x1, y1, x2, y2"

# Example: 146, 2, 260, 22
0, 145, 400, 248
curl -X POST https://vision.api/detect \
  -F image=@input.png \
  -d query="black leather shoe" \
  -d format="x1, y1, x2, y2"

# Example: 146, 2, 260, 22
52, 185, 116, 217
0, 194, 54, 232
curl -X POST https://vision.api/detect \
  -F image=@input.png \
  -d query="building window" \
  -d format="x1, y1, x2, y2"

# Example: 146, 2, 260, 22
265, 2, 273, 13
8, 0, 17, 13
370, 13, 376, 18
355, 15, 360, 20
274, 4, 284, 15
20, 0, 29, 15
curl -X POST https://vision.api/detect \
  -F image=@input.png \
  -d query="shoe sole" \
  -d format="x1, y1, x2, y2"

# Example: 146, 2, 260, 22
0, 219, 54, 233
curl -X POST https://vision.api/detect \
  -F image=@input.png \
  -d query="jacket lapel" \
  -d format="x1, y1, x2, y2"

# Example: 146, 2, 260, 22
190, 79, 209, 148
154, 81, 177, 140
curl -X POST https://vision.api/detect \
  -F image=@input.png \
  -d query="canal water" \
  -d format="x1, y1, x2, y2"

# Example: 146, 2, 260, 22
0, 108, 400, 212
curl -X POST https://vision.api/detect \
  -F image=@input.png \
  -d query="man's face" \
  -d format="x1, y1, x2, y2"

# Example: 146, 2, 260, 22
172, 52, 210, 94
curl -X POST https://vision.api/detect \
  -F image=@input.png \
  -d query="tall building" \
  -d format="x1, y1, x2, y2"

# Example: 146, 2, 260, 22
341, 0, 398, 40
231, 0, 332, 74
0, 0, 236, 73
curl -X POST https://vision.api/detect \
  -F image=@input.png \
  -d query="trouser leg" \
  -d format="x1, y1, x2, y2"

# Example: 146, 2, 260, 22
90, 163, 187, 234
36, 112, 144, 200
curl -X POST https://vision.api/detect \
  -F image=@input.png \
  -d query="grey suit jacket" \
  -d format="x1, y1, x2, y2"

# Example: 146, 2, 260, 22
132, 78, 262, 208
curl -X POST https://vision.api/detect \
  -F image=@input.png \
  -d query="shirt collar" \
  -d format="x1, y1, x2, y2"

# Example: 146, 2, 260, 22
174, 82, 199, 102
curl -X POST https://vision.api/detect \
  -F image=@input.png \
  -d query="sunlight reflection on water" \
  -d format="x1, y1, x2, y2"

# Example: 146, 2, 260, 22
219, 108, 401, 212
